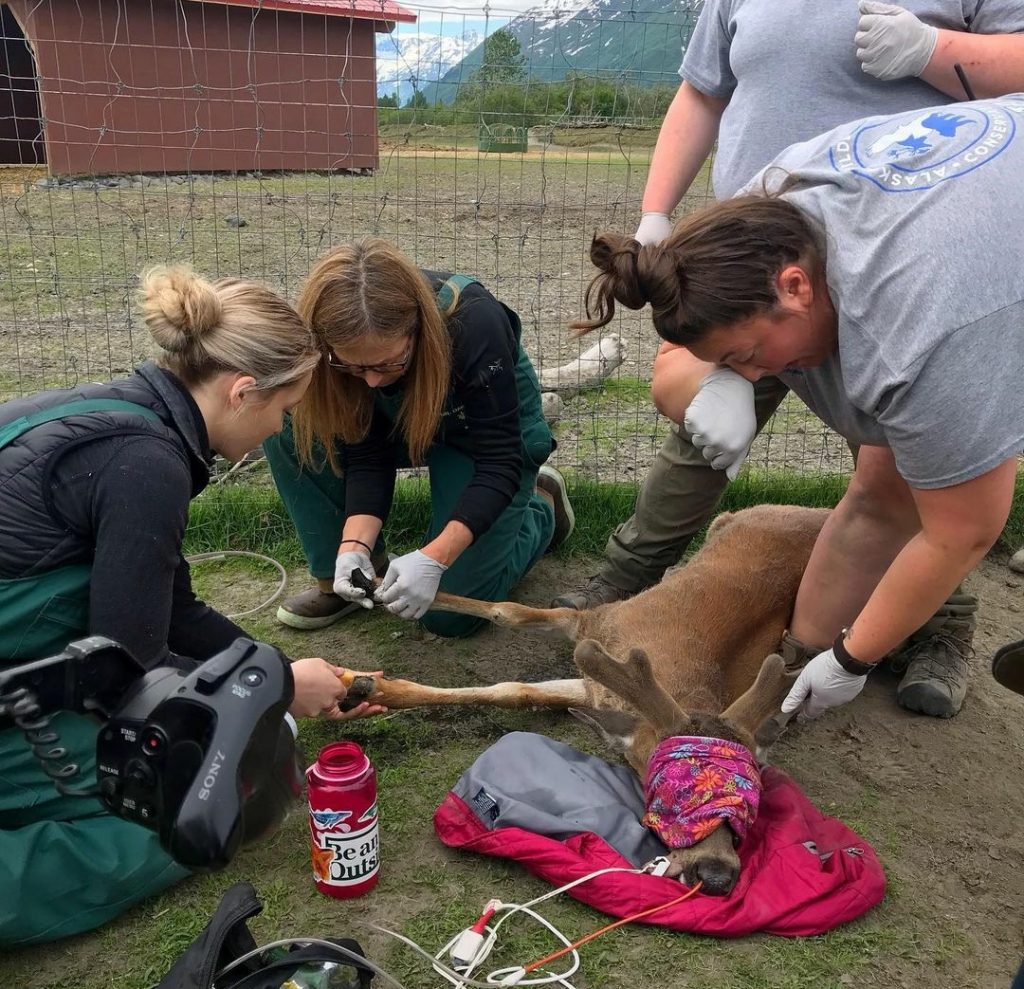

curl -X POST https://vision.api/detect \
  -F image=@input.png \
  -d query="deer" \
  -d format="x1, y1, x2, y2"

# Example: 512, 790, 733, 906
337, 504, 829, 895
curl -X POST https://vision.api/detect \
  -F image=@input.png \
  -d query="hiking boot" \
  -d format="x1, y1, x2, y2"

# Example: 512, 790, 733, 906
892, 590, 978, 718
536, 465, 576, 552
550, 574, 634, 611
277, 551, 390, 630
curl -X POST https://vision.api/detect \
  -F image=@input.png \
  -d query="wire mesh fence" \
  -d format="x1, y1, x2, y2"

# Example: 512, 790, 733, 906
0, 0, 854, 511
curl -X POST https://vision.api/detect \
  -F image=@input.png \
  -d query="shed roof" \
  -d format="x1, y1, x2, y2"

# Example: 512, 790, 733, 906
189, 0, 417, 26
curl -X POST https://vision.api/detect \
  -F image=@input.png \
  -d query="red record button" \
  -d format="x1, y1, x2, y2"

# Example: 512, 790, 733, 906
142, 729, 166, 756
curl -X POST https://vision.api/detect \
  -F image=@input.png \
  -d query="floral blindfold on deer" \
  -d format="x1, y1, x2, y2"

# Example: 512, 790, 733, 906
642, 736, 762, 849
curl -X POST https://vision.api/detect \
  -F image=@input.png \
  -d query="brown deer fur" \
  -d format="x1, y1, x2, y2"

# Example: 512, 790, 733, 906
339, 504, 829, 893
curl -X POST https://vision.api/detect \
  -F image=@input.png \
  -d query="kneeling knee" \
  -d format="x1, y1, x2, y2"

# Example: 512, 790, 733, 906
420, 611, 487, 639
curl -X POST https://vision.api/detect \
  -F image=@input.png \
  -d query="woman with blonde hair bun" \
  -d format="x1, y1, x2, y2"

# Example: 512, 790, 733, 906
265, 237, 573, 637
0, 265, 382, 948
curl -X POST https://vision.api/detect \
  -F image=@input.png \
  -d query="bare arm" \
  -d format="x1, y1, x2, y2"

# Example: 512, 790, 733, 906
844, 457, 1016, 662
341, 514, 384, 553
422, 519, 475, 567
650, 343, 718, 422
641, 83, 728, 216
920, 30, 1024, 99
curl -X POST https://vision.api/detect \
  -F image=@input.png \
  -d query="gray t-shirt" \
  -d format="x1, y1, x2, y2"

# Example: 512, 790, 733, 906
682, 0, 1024, 198
740, 95, 1024, 488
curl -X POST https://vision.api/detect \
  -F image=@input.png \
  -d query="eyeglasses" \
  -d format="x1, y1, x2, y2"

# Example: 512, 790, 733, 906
324, 341, 415, 376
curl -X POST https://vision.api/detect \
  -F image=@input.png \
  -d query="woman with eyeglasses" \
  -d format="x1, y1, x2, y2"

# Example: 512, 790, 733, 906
265, 238, 573, 637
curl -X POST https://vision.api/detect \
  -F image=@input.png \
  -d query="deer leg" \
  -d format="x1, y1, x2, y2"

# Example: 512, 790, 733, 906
350, 569, 580, 638
338, 670, 589, 712
429, 592, 580, 638
573, 639, 688, 738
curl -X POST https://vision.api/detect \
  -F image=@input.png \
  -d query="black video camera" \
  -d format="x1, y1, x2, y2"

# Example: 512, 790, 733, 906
0, 636, 304, 871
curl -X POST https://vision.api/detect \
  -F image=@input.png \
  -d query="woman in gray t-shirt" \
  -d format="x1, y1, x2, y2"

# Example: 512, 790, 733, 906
574, 94, 1024, 722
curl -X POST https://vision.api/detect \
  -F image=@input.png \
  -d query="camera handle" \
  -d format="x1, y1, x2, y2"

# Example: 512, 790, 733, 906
0, 636, 148, 796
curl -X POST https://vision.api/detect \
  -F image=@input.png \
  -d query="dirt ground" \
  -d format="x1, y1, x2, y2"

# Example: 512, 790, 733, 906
3, 541, 1023, 989
206, 544, 1024, 989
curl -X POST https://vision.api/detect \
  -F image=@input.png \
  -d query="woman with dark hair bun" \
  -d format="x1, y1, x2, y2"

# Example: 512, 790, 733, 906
575, 95, 1024, 723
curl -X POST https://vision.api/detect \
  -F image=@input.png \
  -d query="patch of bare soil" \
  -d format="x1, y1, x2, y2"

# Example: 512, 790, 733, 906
199, 545, 1024, 988
770, 551, 1024, 987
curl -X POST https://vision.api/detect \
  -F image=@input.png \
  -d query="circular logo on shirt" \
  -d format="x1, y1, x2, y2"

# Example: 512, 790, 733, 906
828, 101, 1020, 192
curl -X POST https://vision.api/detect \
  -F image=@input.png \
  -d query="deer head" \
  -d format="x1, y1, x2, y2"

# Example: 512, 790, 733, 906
573, 640, 798, 895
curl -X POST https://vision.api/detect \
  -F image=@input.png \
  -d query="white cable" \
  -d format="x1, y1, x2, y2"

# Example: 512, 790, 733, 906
184, 550, 287, 619
374, 865, 648, 989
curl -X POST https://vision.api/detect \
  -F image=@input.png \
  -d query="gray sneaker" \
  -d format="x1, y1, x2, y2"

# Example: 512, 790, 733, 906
550, 574, 633, 611
893, 594, 978, 718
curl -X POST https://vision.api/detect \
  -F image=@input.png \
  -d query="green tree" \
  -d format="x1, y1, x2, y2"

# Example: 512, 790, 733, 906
405, 89, 428, 109
476, 28, 525, 87
378, 92, 399, 108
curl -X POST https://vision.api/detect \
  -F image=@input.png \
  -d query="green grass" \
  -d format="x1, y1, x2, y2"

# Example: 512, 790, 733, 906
186, 464, 1024, 566
10, 469, 1014, 989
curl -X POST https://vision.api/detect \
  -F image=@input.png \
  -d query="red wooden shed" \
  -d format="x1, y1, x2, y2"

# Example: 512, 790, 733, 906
0, 0, 415, 173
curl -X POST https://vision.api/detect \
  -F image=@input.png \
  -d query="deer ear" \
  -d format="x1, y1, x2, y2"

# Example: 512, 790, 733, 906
568, 707, 638, 755
721, 653, 798, 737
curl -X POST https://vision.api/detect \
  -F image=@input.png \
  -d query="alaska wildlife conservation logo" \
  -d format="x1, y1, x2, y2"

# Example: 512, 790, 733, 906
829, 99, 1024, 192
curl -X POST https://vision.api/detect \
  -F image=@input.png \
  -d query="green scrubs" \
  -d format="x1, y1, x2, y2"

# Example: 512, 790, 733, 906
264, 276, 555, 638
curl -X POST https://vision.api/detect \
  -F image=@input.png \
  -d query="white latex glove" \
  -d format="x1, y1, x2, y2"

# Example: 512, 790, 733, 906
333, 549, 375, 609
634, 211, 674, 247
855, 1, 938, 80
780, 649, 868, 721
683, 367, 757, 481
376, 549, 448, 621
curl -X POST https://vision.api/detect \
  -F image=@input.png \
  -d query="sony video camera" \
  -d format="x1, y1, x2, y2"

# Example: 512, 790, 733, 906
0, 636, 304, 871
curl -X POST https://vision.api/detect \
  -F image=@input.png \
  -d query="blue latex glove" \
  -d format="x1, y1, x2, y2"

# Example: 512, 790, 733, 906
376, 549, 448, 620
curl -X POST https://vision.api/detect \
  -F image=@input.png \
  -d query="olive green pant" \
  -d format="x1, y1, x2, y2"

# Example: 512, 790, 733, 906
264, 424, 555, 638
602, 376, 792, 592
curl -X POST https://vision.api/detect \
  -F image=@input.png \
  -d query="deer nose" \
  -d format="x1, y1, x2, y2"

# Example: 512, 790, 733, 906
694, 859, 739, 896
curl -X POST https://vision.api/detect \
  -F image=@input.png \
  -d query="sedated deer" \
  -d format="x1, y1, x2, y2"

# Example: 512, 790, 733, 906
338, 504, 828, 894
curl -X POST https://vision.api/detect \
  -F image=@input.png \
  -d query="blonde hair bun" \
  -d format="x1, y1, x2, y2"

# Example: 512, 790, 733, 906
140, 265, 224, 354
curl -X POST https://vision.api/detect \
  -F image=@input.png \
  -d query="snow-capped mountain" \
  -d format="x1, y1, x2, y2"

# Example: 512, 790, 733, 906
376, 31, 480, 104
422, 0, 701, 104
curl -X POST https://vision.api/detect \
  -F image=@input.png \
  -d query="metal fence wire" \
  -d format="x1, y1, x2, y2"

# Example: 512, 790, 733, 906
0, 0, 854, 504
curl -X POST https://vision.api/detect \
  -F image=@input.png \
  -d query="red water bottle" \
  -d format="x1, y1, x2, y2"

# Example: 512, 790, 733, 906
307, 741, 380, 898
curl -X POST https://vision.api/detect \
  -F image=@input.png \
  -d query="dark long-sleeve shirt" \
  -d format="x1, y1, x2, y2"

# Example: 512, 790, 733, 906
0, 362, 245, 668
343, 276, 544, 539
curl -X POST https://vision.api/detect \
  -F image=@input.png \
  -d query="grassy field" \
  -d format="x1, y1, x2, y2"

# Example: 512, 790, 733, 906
0, 142, 860, 483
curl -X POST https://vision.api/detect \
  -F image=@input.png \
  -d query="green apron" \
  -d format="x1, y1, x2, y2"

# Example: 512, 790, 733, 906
0, 398, 190, 947
264, 275, 556, 638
